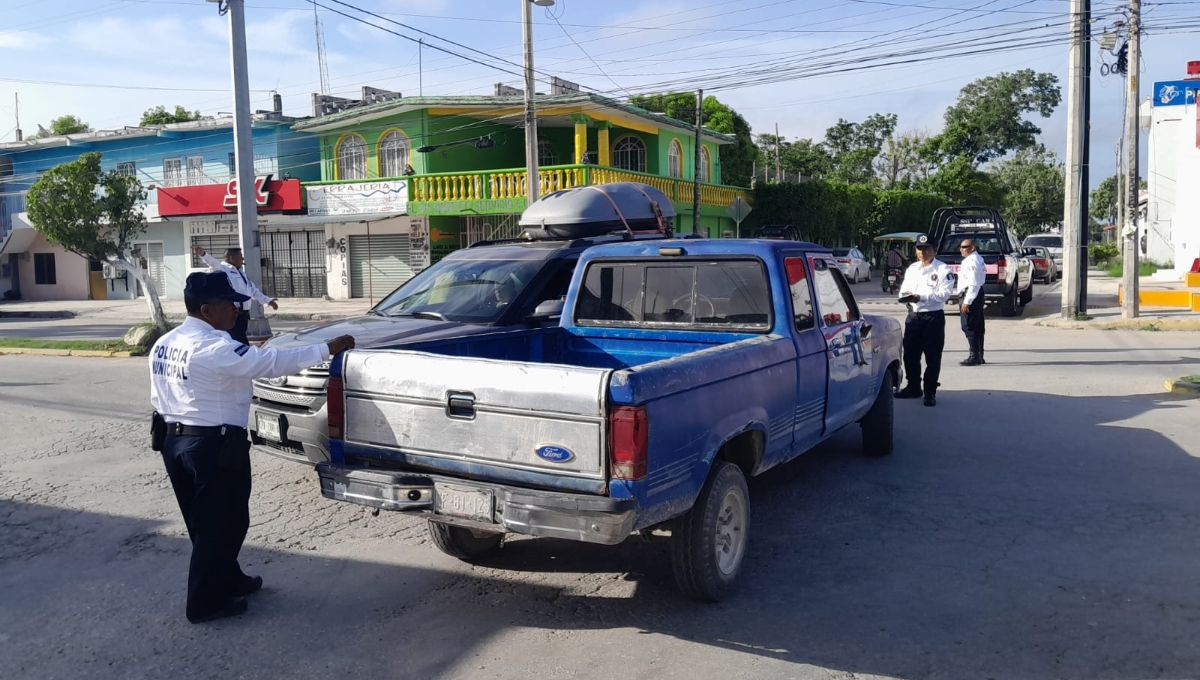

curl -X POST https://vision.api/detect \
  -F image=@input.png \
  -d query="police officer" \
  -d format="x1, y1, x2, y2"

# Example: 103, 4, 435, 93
955, 238, 987, 366
192, 245, 276, 345
895, 233, 954, 407
150, 272, 355, 623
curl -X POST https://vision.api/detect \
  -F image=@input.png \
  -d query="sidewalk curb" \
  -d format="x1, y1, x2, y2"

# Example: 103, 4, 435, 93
0, 346, 135, 358
1032, 318, 1200, 331
0, 311, 77, 319
1, 311, 359, 323
1166, 378, 1200, 397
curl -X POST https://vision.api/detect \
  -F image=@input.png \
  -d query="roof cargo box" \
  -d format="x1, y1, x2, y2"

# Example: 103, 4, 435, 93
519, 182, 675, 239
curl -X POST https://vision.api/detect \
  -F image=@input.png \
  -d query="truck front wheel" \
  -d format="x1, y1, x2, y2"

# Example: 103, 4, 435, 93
671, 461, 750, 602
427, 521, 503, 561
861, 369, 894, 457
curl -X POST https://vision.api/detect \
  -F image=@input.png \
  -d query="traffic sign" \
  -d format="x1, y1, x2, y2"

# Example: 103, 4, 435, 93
726, 196, 752, 236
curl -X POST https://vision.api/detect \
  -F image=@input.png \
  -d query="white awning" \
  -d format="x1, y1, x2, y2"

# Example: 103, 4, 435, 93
0, 214, 37, 256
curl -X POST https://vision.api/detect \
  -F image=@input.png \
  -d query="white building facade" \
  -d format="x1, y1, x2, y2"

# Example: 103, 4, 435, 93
1144, 68, 1200, 278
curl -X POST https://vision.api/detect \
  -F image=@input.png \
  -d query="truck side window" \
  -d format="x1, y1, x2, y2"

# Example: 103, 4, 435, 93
812, 259, 860, 327
784, 257, 815, 331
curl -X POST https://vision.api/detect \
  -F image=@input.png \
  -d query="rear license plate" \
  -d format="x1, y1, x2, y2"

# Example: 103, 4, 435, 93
887, 275, 897, 282
256, 413, 282, 442
434, 484, 494, 522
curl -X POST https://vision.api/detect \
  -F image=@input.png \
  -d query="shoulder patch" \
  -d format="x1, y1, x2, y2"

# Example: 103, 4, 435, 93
234, 344, 250, 356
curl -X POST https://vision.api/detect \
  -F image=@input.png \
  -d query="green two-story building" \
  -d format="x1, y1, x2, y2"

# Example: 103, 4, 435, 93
291, 92, 749, 299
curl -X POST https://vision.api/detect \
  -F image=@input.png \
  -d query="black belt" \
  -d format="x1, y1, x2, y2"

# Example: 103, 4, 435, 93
166, 422, 246, 437
911, 310, 945, 318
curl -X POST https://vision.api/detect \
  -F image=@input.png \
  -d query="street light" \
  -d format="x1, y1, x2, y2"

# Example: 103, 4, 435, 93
523, 0, 554, 206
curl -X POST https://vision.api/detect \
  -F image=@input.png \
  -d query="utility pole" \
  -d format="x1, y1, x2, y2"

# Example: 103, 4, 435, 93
522, 0, 541, 205
1061, 0, 1086, 318
774, 123, 781, 183
1122, 0, 1141, 318
693, 89, 703, 235
1077, 0, 1091, 313
13, 94, 21, 142
1115, 138, 1125, 249
418, 39, 424, 96
212, 0, 267, 333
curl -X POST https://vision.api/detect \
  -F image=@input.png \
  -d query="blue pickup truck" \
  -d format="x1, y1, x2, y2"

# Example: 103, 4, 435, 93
317, 238, 903, 601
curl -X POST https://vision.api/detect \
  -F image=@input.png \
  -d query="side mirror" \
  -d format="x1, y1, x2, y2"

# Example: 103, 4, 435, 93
527, 299, 565, 324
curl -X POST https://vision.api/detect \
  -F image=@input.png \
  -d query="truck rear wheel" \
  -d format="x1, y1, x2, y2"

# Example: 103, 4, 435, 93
1000, 280, 1018, 317
427, 521, 503, 561
671, 461, 750, 602
1019, 281, 1034, 306
861, 369, 894, 457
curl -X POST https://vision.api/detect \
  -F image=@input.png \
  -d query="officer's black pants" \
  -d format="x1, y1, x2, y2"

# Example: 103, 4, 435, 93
903, 311, 945, 396
961, 295, 985, 354
229, 310, 250, 345
160, 432, 252, 620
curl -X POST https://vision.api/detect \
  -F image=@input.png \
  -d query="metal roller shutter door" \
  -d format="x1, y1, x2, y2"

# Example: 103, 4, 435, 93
349, 234, 413, 299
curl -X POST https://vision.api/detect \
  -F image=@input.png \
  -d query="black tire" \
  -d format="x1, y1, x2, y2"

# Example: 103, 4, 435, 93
861, 369, 894, 457
427, 521, 503, 561
671, 461, 750, 602
1019, 281, 1034, 306
1000, 280, 1018, 317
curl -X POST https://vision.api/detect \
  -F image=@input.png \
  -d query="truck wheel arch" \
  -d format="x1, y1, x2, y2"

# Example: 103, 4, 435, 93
715, 429, 765, 478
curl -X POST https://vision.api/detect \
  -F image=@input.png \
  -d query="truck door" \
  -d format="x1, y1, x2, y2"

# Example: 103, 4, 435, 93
783, 255, 828, 456
809, 256, 873, 434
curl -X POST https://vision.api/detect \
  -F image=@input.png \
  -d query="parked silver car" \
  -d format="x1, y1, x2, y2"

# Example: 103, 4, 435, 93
830, 247, 871, 283
1022, 234, 1063, 278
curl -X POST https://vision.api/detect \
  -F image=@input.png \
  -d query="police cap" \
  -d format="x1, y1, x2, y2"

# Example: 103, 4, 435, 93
184, 272, 250, 303
914, 233, 935, 249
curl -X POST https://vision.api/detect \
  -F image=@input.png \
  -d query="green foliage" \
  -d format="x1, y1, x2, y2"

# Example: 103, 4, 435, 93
823, 113, 898, 186
1105, 261, 1160, 278
35, 115, 91, 138
749, 180, 945, 247
992, 147, 1064, 237
140, 105, 203, 126
628, 92, 756, 186
1090, 175, 1119, 224
26, 152, 148, 261
1089, 241, 1119, 266
876, 131, 935, 189
921, 156, 1002, 206
931, 70, 1061, 164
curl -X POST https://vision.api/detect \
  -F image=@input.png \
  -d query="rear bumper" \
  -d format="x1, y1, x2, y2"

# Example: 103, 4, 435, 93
316, 463, 638, 546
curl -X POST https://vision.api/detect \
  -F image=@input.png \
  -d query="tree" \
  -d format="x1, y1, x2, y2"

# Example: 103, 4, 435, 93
921, 156, 1002, 207
628, 92, 757, 187
932, 70, 1061, 164
823, 113, 897, 186
34, 115, 92, 138
991, 147, 1064, 237
1090, 175, 1119, 225
782, 138, 833, 179
876, 130, 935, 189
140, 105, 203, 126
26, 152, 167, 328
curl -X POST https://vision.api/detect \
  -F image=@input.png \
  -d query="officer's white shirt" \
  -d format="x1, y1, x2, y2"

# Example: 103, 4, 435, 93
899, 258, 955, 313
202, 254, 272, 311
955, 251, 987, 305
149, 316, 329, 428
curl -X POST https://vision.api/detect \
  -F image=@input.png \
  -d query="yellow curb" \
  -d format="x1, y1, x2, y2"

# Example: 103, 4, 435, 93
69, 349, 115, 357
29, 348, 73, 356
1166, 378, 1200, 397
0, 346, 138, 358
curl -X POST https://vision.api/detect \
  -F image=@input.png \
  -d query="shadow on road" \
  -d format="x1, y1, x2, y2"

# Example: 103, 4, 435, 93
2, 391, 1198, 679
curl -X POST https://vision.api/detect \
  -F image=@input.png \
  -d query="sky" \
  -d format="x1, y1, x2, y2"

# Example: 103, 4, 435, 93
1, 0, 1197, 187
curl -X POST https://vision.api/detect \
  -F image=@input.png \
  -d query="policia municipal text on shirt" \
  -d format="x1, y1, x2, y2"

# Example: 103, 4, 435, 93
150, 272, 355, 624
895, 233, 954, 407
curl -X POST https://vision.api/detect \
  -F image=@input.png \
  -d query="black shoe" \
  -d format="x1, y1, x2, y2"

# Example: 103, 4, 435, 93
895, 385, 922, 399
231, 575, 263, 597
960, 355, 982, 366
923, 395, 937, 407
188, 597, 248, 624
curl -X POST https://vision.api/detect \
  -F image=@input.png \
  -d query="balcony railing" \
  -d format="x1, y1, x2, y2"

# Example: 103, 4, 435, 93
406, 164, 749, 215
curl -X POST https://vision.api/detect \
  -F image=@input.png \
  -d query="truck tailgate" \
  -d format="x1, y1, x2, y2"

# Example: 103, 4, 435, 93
341, 350, 611, 490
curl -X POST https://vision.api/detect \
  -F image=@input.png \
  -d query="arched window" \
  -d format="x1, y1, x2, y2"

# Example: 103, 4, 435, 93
537, 138, 558, 166
667, 140, 684, 178
378, 130, 410, 178
612, 135, 646, 173
698, 145, 711, 183
336, 134, 367, 180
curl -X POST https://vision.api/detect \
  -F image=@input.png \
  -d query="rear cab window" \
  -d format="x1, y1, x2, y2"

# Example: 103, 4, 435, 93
575, 259, 772, 332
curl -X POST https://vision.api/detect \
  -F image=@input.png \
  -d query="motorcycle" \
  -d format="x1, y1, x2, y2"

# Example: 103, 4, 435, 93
883, 267, 903, 294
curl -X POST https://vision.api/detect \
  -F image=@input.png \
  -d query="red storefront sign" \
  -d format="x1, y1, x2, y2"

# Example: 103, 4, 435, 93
156, 174, 303, 217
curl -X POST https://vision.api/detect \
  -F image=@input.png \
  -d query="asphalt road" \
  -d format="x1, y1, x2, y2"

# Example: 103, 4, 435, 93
2, 320, 1199, 679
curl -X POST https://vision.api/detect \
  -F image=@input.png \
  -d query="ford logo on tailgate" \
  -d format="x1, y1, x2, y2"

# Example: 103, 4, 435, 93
535, 445, 575, 463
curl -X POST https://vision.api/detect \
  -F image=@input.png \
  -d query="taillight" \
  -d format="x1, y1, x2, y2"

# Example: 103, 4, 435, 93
997, 258, 1008, 282
837, 259, 850, 264
610, 406, 648, 481
327, 375, 344, 440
